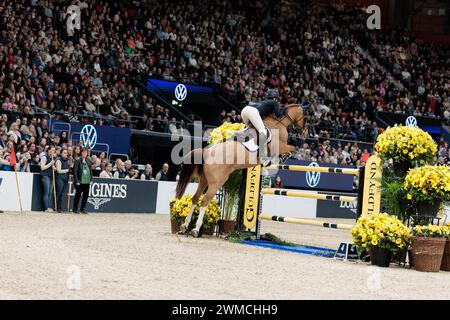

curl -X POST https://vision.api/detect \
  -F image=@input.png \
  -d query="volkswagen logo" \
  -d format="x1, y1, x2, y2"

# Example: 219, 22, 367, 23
405, 116, 417, 127
80, 124, 97, 149
306, 162, 321, 188
174, 84, 187, 101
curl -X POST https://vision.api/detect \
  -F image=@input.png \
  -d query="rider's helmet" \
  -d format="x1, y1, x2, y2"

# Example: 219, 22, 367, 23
266, 89, 279, 99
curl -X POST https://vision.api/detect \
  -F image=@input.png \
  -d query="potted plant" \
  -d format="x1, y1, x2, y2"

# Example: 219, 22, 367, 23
441, 223, 450, 272
198, 196, 221, 235
411, 224, 450, 272
218, 170, 242, 235
351, 213, 410, 267
169, 196, 192, 234
375, 125, 437, 177
169, 194, 221, 235
381, 178, 409, 222
404, 165, 450, 216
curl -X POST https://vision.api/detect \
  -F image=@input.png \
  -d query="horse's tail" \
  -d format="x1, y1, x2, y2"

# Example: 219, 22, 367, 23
175, 148, 204, 199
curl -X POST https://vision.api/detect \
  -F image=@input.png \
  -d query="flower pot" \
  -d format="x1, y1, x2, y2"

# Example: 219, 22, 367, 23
201, 224, 216, 236
416, 200, 442, 217
218, 219, 237, 235
370, 248, 392, 267
393, 161, 413, 178
411, 236, 446, 272
440, 239, 450, 271
171, 220, 182, 234
408, 249, 414, 268
391, 249, 408, 265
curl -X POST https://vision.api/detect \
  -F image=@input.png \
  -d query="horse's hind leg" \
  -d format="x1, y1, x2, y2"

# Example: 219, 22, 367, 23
190, 183, 221, 238
180, 174, 207, 234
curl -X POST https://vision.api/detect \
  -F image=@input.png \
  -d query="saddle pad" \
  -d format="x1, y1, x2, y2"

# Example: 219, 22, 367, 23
242, 138, 259, 152
233, 125, 272, 144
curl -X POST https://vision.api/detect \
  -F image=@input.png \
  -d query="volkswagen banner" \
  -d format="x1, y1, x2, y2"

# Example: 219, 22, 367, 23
146, 78, 215, 105
271, 159, 356, 192
50, 120, 131, 155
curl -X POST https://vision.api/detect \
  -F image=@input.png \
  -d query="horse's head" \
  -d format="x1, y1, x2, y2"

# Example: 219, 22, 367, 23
285, 104, 308, 139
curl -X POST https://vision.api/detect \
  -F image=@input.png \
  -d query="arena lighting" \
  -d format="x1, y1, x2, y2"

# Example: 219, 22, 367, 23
172, 100, 183, 108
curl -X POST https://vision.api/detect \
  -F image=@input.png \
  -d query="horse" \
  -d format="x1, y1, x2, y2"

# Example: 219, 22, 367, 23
175, 104, 307, 237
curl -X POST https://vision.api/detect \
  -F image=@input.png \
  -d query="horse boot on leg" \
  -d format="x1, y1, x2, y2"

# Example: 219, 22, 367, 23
179, 204, 196, 234
190, 206, 206, 238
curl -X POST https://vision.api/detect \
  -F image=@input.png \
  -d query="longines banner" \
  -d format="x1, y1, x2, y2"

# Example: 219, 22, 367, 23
316, 192, 358, 219
32, 175, 158, 213
49, 120, 131, 155
274, 160, 355, 192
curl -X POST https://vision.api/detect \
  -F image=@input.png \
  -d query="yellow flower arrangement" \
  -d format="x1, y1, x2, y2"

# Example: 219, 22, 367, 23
170, 194, 221, 228
208, 122, 246, 146
404, 165, 450, 203
412, 224, 450, 238
351, 213, 411, 254
375, 125, 437, 165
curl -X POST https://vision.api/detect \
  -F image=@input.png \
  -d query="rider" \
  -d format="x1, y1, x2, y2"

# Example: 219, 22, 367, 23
241, 89, 284, 165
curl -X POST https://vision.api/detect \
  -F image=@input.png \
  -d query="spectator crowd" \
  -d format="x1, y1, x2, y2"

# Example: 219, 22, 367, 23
0, 0, 449, 178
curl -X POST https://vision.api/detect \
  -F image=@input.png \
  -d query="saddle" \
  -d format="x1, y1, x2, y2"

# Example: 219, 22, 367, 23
232, 125, 272, 153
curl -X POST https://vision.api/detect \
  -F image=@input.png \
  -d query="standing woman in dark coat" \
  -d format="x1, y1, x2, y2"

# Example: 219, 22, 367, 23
55, 149, 70, 213
72, 148, 92, 214
40, 145, 56, 212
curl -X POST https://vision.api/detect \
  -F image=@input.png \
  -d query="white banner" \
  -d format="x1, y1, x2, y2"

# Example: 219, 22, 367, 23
0, 171, 34, 212
156, 181, 199, 214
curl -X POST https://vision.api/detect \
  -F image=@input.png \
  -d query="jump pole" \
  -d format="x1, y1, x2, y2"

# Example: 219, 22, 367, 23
260, 215, 354, 230
261, 188, 357, 202
266, 164, 359, 176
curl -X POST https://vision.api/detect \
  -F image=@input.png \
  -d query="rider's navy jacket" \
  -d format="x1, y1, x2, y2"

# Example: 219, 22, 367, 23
251, 100, 284, 118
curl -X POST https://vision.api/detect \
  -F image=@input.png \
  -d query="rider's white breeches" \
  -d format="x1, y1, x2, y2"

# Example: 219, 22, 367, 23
241, 106, 266, 135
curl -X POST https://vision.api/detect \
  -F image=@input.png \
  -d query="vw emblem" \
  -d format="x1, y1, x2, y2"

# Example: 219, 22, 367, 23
405, 116, 417, 127
174, 84, 187, 101
80, 124, 97, 149
306, 162, 321, 188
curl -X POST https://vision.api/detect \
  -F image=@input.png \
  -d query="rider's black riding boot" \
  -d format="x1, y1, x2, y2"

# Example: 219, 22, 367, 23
258, 131, 271, 166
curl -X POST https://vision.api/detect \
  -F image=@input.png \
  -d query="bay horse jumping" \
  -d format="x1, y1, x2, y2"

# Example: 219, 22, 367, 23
175, 104, 306, 237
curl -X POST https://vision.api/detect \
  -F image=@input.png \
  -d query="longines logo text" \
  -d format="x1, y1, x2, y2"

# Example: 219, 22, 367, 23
89, 183, 127, 199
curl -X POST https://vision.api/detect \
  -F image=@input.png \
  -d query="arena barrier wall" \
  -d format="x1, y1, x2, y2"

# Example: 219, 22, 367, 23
0, 173, 198, 214
31, 175, 159, 213
0, 171, 34, 212
155, 181, 199, 214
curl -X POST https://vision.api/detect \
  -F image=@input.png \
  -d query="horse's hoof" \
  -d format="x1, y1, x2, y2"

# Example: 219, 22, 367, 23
190, 229, 200, 238
177, 224, 189, 235
179, 224, 188, 234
